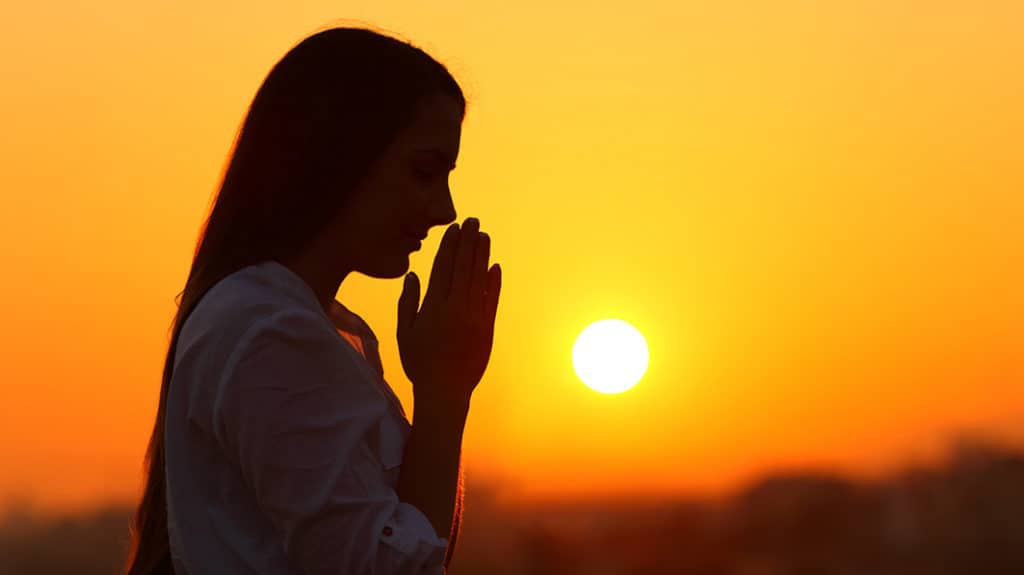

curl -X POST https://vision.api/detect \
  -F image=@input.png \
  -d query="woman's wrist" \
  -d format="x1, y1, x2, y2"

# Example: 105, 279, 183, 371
412, 389, 472, 422
398, 392, 469, 543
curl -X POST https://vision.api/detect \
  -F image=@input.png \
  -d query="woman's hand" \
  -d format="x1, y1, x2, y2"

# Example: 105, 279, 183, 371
396, 217, 501, 410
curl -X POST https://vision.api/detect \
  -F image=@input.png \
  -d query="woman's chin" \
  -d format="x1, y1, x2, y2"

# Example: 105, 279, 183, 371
359, 253, 412, 279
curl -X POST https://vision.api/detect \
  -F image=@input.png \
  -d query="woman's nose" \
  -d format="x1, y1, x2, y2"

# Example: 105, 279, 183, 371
430, 189, 457, 227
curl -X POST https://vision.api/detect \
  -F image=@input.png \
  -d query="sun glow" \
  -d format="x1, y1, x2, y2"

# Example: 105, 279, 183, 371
571, 319, 649, 394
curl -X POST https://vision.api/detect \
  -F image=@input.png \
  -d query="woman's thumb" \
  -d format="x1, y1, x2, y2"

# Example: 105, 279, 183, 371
397, 272, 420, 334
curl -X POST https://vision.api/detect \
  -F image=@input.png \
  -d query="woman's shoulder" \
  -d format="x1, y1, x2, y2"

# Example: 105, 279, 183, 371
206, 261, 323, 319
177, 262, 335, 366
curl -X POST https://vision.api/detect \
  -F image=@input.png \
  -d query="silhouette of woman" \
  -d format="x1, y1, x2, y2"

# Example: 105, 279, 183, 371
124, 26, 501, 575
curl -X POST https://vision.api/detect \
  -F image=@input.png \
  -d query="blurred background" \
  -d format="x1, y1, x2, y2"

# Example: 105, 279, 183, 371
1, 1, 1021, 573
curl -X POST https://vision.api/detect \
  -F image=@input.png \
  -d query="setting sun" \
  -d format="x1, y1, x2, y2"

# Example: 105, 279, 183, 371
571, 319, 649, 394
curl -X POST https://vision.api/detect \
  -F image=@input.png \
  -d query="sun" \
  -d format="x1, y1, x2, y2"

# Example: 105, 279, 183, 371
571, 319, 649, 394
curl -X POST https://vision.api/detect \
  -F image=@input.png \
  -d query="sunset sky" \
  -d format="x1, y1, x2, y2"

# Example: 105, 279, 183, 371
2, 1, 1022, 515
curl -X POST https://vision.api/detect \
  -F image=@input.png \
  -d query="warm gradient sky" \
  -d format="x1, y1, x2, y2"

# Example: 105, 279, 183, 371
2, 1, 1022, 515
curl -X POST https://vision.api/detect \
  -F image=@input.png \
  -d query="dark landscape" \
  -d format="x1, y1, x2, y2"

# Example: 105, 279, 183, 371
3, 438, 1022, 574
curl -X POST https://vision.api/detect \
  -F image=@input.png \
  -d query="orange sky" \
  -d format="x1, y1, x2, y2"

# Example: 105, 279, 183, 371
2, 1, 1022, 515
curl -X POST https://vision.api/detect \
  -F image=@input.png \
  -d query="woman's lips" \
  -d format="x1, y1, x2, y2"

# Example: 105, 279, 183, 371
403, 228, 427, 250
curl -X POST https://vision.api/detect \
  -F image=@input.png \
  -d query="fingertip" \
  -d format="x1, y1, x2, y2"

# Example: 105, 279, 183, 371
405, 271, 420, 293
441, 223, 459, 246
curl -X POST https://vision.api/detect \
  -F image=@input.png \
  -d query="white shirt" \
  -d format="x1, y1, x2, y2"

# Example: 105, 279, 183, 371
165, 260, 448, 574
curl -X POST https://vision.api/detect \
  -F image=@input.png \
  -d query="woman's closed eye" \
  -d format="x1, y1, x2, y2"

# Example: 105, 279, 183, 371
413, 164, 445, 183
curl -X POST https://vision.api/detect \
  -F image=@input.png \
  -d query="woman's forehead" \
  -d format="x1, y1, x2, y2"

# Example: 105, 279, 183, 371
389, 93, 462, 159
402, 125, 460, 162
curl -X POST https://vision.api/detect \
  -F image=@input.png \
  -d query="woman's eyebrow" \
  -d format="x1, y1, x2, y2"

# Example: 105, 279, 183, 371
415, 148, 457, 170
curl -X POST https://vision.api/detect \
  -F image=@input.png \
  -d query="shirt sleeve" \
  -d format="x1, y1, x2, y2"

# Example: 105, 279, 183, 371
212, 309, 449, 575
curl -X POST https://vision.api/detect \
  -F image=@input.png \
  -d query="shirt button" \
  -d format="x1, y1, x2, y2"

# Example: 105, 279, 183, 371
382, 526, 393, 537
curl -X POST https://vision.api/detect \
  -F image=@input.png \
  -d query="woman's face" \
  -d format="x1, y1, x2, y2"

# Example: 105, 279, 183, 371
337, 91, 463, 279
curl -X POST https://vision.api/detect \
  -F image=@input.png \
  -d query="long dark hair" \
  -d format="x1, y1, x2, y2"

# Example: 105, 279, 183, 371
124, 25, 466, 574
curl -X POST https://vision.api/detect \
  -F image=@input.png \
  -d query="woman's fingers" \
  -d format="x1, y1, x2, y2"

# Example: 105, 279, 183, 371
450, 217, 479, 304
470, 231, 490, 314
423, 217, 494, 319
484, 263, 501, 326
397, 271, 421, 334
422, 222, 459, 311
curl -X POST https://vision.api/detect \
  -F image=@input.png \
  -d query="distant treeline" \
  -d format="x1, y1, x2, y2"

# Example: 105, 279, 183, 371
3, 437, 1023, 574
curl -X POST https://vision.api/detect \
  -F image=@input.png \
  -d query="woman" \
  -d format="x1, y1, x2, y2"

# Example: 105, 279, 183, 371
124, 26, 501, 575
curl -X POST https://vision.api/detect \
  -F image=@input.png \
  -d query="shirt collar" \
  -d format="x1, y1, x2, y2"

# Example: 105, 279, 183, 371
256, 259, 377, 344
